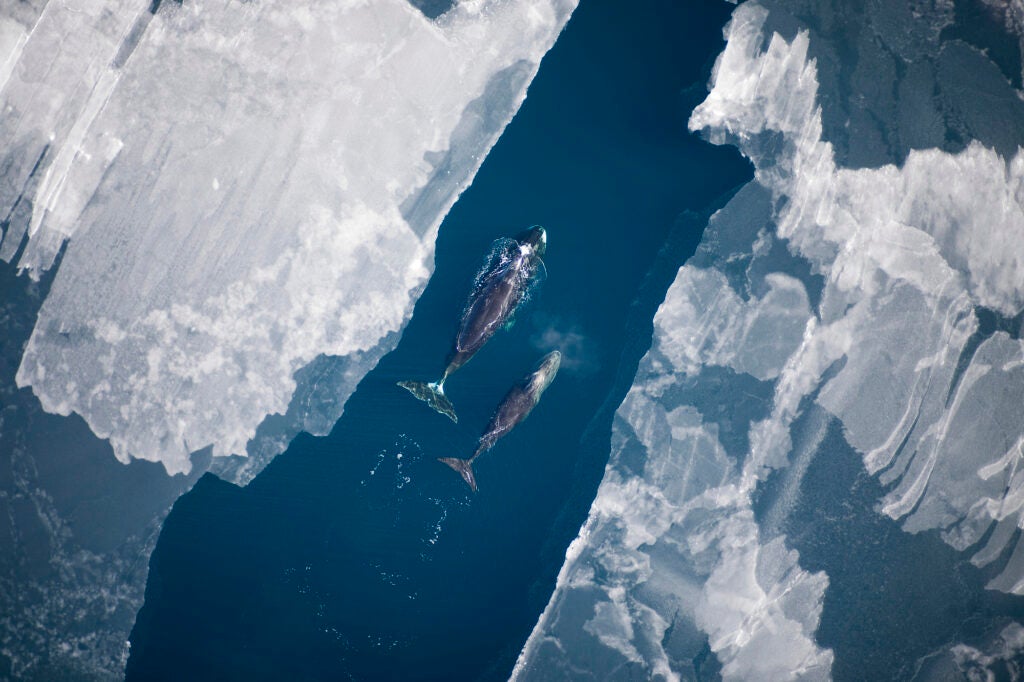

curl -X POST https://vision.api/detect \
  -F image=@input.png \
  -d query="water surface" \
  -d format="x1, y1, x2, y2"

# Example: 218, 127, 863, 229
127, 2, 751, 679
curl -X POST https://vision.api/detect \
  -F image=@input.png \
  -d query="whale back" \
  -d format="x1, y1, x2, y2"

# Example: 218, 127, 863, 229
454, 239, 540, 357
477, 381, 536, 454
457, 273, 517, 353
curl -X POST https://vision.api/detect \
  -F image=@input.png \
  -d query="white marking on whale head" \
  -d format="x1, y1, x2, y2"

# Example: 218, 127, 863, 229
530, 350, 561, 395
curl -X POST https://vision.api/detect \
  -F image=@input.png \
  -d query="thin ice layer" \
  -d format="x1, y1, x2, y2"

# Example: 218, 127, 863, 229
687, 2, 1024, 593
521, 0, 1024, 677
514, 261, 832, 681
655, 267, 810, 382
2, 0, 576, 474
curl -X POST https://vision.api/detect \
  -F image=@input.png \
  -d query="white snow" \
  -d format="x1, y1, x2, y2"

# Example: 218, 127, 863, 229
0, 0, 576, 474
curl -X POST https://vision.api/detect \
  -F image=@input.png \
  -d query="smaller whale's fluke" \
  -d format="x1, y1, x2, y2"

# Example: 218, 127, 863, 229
397, 380, 458, 423
436, 351, 561, 493
438, 456, 478, 492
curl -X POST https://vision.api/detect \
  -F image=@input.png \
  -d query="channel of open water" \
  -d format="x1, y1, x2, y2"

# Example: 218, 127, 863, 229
126, 2, 751, 679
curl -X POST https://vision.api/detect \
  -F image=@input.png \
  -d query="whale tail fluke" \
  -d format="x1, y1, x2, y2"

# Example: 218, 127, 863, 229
397, 380, 458, 423
438, 457, 477, 492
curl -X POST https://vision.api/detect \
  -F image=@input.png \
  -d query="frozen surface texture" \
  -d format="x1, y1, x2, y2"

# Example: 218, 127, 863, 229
1, 0, 575, 477
689, 0, 1024, 593
0, 262, 208, 681
518, 1, 1024, 679
0, 0, 574, 678
514, 188, 834, 680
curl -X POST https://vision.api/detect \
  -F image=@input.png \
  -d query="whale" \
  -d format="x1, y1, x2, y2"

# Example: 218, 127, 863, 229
438, 350, 561, 491
398, 226, 547, 422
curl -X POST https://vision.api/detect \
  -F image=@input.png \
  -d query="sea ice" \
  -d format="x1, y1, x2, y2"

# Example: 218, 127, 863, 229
514, 265, 833, 680
1, 0, 576, 475
520, 0, 1024, 677
689, 1, 1024, 593
0, 1, 575, 678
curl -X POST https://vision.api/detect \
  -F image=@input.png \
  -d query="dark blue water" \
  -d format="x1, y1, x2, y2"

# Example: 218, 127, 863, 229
775, 421, 1024, 681
127, 2, 751, 680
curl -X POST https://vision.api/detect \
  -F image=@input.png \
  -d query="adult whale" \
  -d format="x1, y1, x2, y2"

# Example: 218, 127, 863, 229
439, 350, 561, 491
398, 226, 547, 422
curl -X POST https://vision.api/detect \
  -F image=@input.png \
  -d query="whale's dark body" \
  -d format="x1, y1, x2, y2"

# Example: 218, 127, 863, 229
398, 226, 547, 422
439, 350, 561, 491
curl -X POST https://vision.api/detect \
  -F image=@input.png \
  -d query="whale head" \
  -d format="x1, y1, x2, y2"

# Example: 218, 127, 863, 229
516, 225, 547, 258
532, 350, 561, 394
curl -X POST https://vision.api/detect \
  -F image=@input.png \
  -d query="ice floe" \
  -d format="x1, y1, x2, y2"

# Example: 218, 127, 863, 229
520, 0, 1024, 678
690, 1, 1024, 593
1, 0, 576, 475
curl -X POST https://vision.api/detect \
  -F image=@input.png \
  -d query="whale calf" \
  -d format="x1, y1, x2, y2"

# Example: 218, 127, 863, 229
398, 226, 547, 422
439, 350, 561, 492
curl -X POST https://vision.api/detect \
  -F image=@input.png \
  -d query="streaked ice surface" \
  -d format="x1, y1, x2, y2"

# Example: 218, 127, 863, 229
514, 188, 833, 681
517, 1, 1024, 679
0, 0, 575, 477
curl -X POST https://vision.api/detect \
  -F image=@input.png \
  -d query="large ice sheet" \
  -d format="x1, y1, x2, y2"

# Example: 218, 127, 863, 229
520, 1, 1024, 677
689, 2, 1024, 592
514, 256, 832, 680
0, 1, 575, 678
1, 0, 576, 475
